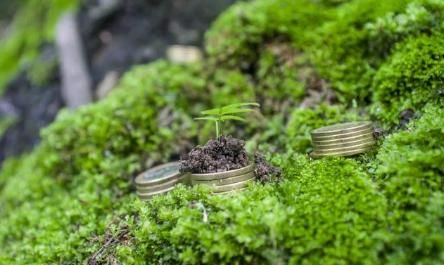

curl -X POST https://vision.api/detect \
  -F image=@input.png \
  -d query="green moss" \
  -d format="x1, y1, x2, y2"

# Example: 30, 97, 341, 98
311, 0, 444, 101
372, 103, 444, 264
0, 61, 257, 263
205, 0, 333, 69
0, 0, 443, 263
117, 156, 385, 265
255, 43, 306, 114
371, 34, 444, 124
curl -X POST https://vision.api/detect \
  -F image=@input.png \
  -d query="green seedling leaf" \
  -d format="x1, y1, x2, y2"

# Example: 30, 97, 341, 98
221, 102, 260, 112
194, 117, 219, 121
220, 115, 246, 121
201, 108, 223, 115
195, 102, 260, 137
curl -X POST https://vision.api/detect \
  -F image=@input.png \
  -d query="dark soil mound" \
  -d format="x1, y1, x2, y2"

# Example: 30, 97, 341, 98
254, 152, 281, 183
180, 136, 249, 173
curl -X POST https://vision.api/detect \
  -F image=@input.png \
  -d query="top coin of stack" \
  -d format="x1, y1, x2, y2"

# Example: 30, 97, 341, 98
310, 121, 375, 158
190, 164, 255, 194
135, 162, 187, 200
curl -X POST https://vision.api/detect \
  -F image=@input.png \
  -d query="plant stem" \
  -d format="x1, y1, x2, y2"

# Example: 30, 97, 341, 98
215, 121, 220, 138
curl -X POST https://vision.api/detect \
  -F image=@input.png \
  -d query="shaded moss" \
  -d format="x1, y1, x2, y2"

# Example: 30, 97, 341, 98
311, 0, 444, 101
371, 33, 444, 124
205, 0, 333, 69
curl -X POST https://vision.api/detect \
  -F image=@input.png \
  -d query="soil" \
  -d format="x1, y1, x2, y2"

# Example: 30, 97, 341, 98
180, 136, 282, 183
254, 152, 281, 183
180, 136, 249, 174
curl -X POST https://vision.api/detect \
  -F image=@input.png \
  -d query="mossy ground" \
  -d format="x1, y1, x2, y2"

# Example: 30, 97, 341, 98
0, 0, 443, 264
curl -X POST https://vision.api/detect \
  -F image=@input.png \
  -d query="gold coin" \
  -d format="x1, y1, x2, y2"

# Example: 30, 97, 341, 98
191, 164, 254, 181
311, 146, 374, 158
314, 140, 376, 153
311, 128, 373, 141
314, 137, 376, 149
211, 179, 253, 193
191, 172, 255, 186
312, 133, 375, 145
135, 162, 183, 187
311, 121, 372, 137
136, 186, 176, 200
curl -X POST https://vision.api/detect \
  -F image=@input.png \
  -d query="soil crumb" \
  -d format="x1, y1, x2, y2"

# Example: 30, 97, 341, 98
180, 136, 248, 173
254, 152, 281, 183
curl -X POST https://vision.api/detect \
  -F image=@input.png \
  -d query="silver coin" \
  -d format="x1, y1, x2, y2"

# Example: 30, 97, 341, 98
135, 162, 183, 187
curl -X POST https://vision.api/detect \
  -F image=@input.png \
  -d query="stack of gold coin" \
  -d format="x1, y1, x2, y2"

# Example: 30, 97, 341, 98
310, 121, 376, 158
135, 162, 187, 200
190, 164, 255, 194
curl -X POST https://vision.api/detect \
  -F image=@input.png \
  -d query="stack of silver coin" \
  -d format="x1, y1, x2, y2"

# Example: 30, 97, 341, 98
135, 162, 187, 200
190, 164, 255, 194
311, 121, 376, 158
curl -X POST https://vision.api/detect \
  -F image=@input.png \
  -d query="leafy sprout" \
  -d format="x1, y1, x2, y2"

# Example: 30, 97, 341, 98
195, 102, 260, 138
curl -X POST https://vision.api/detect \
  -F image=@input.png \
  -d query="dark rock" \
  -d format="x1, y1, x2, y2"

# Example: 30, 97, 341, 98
399, 108, 415, 128
0, 69, 63, 161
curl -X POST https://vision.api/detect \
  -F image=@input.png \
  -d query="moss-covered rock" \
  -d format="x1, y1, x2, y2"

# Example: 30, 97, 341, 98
311, 0, 444, 101
372, 103, 444, 264
0, 0, 443, 264
205, 0, 333, 69
371, 34, 444, 124
117, 157, 386, 265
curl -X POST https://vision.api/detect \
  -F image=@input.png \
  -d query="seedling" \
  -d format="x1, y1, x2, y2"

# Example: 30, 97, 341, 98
195, 102, 260, 138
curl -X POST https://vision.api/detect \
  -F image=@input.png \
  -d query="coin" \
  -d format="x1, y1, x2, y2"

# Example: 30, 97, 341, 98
136, 186, 176, 200
314, 140, 376, 153
314, 138, 376, 150
311, 121, 372, 137
191, 164, 255, 181
191, 172, 255, 186
136, 176, 183, 193
312, 132, 375, 145
211, 179, 253, 193
313, 135, 375, 148
135, 162, 183, 187
311, 146, 374, 158
311, 127, 373, 141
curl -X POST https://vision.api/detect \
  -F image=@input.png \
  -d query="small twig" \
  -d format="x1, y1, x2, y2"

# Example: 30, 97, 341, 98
88, 229, 129, 264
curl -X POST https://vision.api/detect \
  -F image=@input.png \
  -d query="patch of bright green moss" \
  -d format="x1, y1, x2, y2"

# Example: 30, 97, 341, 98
116, 156, 386, 265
